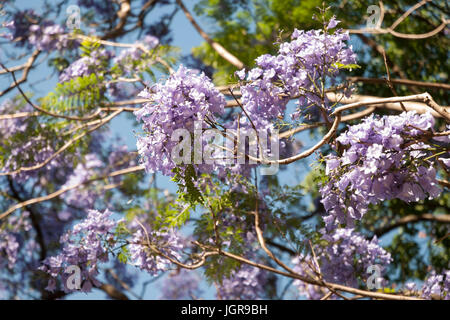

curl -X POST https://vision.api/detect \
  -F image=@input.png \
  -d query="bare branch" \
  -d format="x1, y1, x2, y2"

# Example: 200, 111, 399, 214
175, 0, 245, 69
348, 76, 450, 91
0, 50, 40, 97
0, 165, 144, 220
329, 92, 450, 121
347, 0, 449, 39
103, 0, 131, 39
195, 242, 421, 300
0, 109, 123, 177
374, 214, 450, 237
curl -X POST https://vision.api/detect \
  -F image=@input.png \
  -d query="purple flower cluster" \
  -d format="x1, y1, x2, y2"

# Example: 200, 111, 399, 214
0, 99, 72, 183
127, 223, 184, 276
40, 209, 119, 293
291, 254, 327, 300
292, 228, 391, 299
160, 269, 202, 299
217, 263, 268, 300
0, 99, 31, 140
0, 233, 19, 269
113, 35, 159, 74
135, 65, 226, 176
59, 49, 114, 83
28, 22, 74, 51
2, 136, 61, 183
217, 233, 269, 300
406, 270, 450, 300
0, 212, 32, 270
320, 111, 442, 228
61, 153, 103, 211
2, 9, 39, 44
236, 19, 356, 127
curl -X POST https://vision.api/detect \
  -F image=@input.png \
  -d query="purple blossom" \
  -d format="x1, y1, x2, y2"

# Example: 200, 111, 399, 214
292, 228, 391, 299
327, 16, 340, 29
28, 22, 76, 51
320, 111, 442, 228
160, 269, 202, 299
40, 209, 120, 293
420, 270, 450, 300
237, 24, 356, 128
61, 153, 103, 209
217, 263, 268, 300
113, 35, 159, 75
135, 65, 226, 176
127, 223, 184, 276
59, 49, 113, 83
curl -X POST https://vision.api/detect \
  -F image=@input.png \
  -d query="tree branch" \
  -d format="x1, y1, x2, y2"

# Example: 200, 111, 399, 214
0, 165, 144, 220
374, 213, 450, 237
175, 0, 245, 69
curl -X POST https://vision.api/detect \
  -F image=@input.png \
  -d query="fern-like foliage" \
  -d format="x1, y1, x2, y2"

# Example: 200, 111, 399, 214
39, 73, 105, 118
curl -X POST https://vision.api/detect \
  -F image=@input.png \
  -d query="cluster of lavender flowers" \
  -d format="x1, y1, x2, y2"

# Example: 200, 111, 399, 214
0, 212, 32, 270
235, 17, 356, 128
28, 22, 76, 51
113, 35, 159, 74
406, 270, 450, 300
292, 228, 392, 299
60, 154, 104, 217
320, 111, 442, 228
107, 144, 138, 183
0, 99, 31, 140
59, 144, 137, 221
40, 209, 120, 293
59, 48, 114, 83
217, 263, 268, 300
160, 269, 203, 300
127, 221, 184, 276
135, 65, 226, 176
0, 100, 52, 181
0, 99, 78, 183
106, 36, 159, 100
217, 233, 269, 300
2, 135, 62, 183
133, 19, 356, 178
1, 9, 38, 43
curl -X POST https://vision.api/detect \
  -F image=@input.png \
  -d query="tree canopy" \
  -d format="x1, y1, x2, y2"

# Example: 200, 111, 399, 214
0, 0, 448, 300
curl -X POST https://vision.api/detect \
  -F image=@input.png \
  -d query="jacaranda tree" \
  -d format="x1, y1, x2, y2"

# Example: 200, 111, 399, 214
0, 0, 449, 300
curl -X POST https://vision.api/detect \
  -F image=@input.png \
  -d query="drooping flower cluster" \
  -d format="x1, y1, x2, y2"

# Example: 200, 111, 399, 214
113, 35, 159, 74
0, 99, 76, 183
0, 99, 32, 140
107, 36, 159, 100
216, 232, 269, 300
0, 233, 19, 270
40, 209, 120, 292
406, 270, 450, 300
292, 228, 391, 299
107, 144, 138, 183
0, 212, 32, 270
217, 263, 268, 300
160, 269, 203, 300
320, 111, 443, 228
28, 22, 75, 51
59, 49, 114, 83
60, 153, 104, 216
2, 135, 62, 183
236, 19, 356, 128
2, 9, 39, 44
135, 65, 226, 176
127, 223, 184, 276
